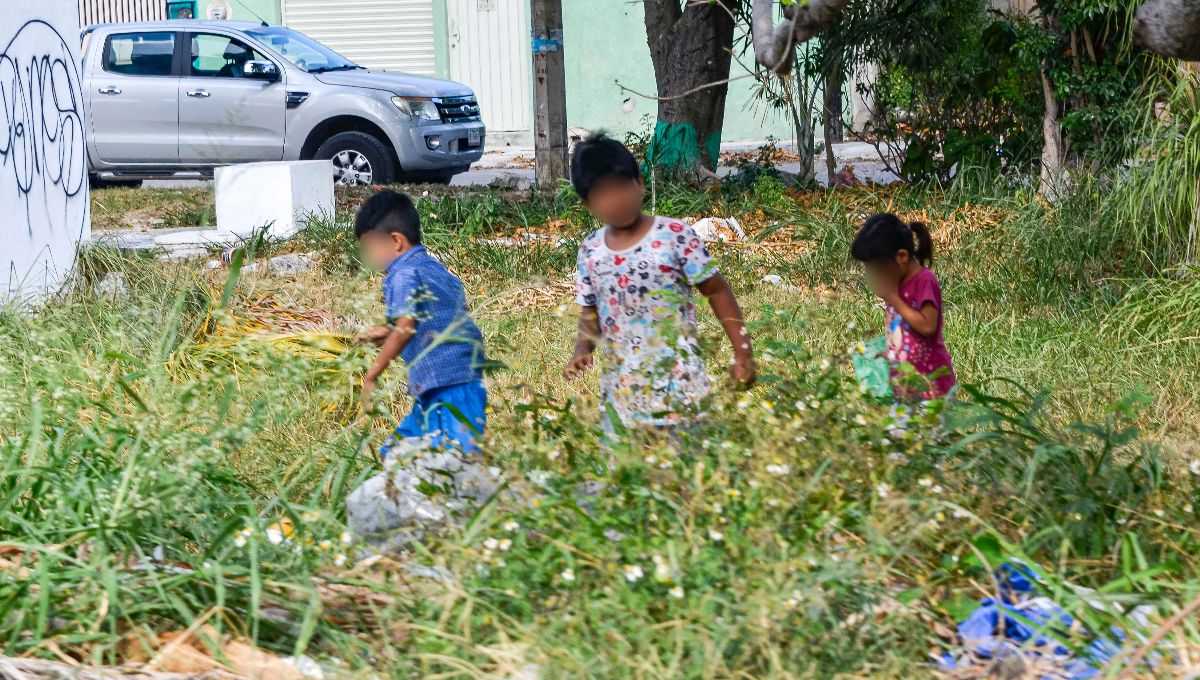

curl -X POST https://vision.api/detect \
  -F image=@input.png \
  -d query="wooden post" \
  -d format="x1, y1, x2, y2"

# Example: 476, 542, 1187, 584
530, 0, 568, 189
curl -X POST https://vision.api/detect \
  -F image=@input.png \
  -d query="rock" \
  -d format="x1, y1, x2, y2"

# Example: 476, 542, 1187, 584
488, 172, 533, 192
345, 436, 500, 554
726, 162, 801, 188
95, 272, 130, 299
158, 246, 208, 262
776, 169, 800, 187
691, 217, 746, 242
283, 654, 325, 679
241, 262, 260, 274
268, 254, 316, 277
205, 260, 223, 270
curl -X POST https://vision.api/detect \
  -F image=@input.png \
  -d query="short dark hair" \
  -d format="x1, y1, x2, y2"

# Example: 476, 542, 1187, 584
850, 213, 933, 267
570, 132, 640, 200
354, 189, 421, 244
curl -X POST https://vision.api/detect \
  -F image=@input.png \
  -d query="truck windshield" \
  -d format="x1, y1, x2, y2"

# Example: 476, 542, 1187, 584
244, 26, 362, 73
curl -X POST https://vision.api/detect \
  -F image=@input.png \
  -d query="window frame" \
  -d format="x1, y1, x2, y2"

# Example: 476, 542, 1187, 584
184, 31, 280, 80
100, 30, 184, 78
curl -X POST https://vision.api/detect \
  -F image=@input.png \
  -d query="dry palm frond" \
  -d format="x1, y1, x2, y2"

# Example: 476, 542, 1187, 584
472, 280, 576, 318
169, 289, 359, 393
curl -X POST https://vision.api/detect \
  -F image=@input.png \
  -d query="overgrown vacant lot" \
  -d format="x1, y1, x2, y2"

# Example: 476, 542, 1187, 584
2, 177, 1199, 678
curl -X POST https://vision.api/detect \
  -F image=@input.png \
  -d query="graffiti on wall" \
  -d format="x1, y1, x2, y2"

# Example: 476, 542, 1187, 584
1, 12, 89, 300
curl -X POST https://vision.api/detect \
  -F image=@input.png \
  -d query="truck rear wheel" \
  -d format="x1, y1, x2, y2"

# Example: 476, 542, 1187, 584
314, 131, 395, 186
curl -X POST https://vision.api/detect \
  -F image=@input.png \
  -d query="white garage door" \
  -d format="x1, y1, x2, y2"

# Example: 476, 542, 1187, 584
282, 0, 437, 76
446, 0, 530, 132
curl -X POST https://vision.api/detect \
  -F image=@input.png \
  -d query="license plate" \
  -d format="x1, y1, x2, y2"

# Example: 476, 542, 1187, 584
467, 128, 482, 147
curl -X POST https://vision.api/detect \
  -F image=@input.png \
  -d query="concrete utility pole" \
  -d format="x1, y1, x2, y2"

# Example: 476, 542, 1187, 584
530, 0, 568, 189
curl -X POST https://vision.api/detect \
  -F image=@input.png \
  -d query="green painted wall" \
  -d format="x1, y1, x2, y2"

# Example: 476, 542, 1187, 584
230, 0, 281, 23
561, 1, 794, 142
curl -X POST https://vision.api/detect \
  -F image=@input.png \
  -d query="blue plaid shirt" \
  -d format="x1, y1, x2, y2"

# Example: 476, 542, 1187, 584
382, 246, 485, 396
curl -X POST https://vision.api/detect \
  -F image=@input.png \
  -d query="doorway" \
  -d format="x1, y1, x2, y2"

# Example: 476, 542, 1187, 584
446, 0, 531, 135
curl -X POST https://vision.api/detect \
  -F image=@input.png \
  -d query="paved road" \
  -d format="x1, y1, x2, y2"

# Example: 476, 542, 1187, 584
144, 140, 898, 190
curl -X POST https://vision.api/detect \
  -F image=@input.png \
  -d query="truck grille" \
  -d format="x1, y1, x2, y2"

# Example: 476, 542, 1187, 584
436, 96, 481, 124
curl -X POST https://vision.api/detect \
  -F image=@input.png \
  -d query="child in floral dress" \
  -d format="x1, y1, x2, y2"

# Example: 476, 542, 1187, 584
563, 134, 756, 429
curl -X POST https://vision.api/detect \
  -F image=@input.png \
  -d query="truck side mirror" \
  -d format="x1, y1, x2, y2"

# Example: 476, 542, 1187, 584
244, 60, 280, 82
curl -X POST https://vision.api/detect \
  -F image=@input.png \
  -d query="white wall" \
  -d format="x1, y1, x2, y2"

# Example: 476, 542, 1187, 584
1, 0, 90, 302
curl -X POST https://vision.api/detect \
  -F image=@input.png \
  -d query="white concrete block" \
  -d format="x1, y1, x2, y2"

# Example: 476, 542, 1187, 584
1, 0, 90, 302
214, 160, 333, 240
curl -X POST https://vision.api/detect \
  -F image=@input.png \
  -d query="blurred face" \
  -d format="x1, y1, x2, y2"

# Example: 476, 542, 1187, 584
358, 230, 409, 271
581, 175, 645, 229
863, 250, 910, 288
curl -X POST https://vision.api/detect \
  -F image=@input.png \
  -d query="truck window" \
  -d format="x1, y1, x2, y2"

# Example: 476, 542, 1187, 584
104, 32, 176, 77
189, 34, 269, 78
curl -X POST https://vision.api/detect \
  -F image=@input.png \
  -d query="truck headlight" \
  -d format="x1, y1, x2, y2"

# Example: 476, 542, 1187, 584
391, 96, 441, 121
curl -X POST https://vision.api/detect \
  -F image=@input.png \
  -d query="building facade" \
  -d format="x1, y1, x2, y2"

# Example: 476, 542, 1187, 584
84, 0, 797, 144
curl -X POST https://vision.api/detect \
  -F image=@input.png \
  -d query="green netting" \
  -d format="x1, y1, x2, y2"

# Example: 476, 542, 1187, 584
646, 121, 720, 171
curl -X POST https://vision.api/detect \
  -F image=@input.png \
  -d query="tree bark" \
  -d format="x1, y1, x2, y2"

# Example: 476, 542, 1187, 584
751, 0, 852, 73
1039, 70, 1063, 198
823, 54, 843, 185
644, 0, 737, 172
1134, 0, 1200, 61
1037, 7, 1066, 198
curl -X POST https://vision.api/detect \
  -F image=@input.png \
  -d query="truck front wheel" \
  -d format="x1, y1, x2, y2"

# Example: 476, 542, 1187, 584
314, 131, 396, 186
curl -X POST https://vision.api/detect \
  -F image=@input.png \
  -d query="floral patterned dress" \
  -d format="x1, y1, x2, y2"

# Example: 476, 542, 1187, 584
575, 217, 717, 426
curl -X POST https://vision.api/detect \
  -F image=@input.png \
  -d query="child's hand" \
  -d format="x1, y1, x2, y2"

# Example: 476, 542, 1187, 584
360, 377, 377, 411
729, 354, 757, 388
356, 325, 392, 346
563, 352, 594, 380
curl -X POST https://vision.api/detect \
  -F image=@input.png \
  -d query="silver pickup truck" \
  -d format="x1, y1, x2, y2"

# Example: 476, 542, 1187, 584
80, 20, 486, 187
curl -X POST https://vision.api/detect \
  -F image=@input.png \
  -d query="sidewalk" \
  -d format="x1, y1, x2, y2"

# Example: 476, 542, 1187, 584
455, 139, 898, 188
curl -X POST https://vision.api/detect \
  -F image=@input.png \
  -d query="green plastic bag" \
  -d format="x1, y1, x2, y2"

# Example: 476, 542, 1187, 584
852, 336, 892, 400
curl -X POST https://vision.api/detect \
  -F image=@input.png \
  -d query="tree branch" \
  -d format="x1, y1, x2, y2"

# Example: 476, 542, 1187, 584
752, 0, 851, 74
1133, 0, 1200, 61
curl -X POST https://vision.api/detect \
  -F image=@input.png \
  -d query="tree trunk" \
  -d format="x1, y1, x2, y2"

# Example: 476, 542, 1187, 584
1037, 7, 1066, 199
823, 54, 844, 185
644, 0, 737, 172
1039, 70, 1063, 198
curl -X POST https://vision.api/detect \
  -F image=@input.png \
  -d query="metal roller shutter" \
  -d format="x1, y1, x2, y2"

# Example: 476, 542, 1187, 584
281, 0, 437, 76
79, 0, 167, 26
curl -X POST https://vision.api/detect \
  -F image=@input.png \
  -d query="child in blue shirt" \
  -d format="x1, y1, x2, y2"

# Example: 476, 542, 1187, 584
356, 190, 488, 455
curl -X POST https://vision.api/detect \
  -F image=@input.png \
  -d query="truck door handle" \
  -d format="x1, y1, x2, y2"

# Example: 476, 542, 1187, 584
186, 89, 211, 98
98, 86, 121, 95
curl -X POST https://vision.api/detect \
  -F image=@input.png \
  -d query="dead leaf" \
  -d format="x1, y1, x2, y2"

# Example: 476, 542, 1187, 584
221, 639, 304, 680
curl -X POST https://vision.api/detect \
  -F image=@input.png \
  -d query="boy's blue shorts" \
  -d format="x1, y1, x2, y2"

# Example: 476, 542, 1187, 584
382, 380, 487, 457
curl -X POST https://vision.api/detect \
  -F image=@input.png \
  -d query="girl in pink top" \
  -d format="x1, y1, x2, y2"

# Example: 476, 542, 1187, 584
851, 214, 956, 399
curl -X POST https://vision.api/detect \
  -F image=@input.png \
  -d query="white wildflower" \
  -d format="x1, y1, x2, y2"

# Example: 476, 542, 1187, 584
622, 564, 644, 582
504, 519, 520, 532
561, 569, 576, 581
334, 553, 346, 567
669, 586, 684, 599
483, 537, 499, 550
498, 538, 512, 551
708, 528, 724, 541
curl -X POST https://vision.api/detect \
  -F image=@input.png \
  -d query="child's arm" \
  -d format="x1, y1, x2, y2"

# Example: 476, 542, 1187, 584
869, 274, 939, 337
889, 299, 938, 337
697, 274, 756, 387
361, 317, 417, 407
563, 305, 600, 380
879, 290, 938, 337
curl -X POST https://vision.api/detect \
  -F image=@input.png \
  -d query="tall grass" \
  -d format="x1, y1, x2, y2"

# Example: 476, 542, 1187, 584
1109, 65, 1200, 267
9, 175, 1197, 676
